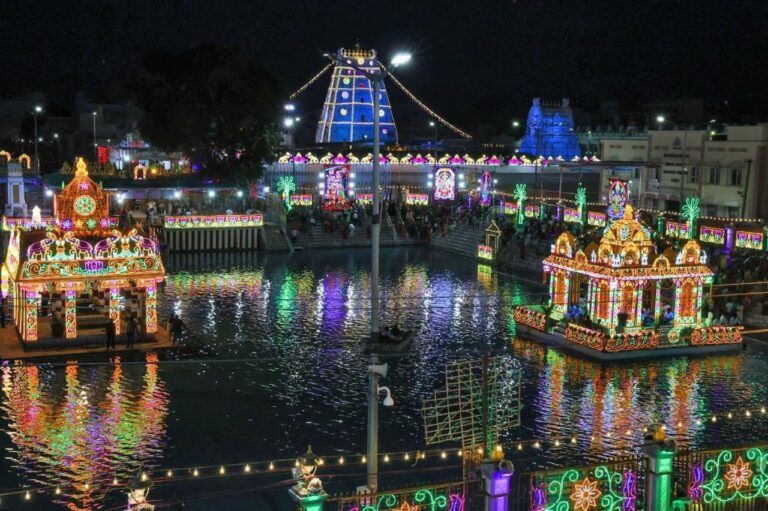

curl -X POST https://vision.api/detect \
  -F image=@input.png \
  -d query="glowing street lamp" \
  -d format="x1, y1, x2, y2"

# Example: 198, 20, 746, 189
283, 117, 295, 128
33, 105, 42, 171
390, 53, 412, 67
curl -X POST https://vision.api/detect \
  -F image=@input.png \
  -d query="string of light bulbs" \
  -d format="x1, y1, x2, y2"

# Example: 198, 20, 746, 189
288, 63, 333, 100
383, 69, 472, 140
3, 406, 768, 505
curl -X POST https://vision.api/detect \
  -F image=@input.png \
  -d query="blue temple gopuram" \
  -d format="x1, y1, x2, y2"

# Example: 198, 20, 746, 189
517, 98, 581, 158
315, 47, 398, 145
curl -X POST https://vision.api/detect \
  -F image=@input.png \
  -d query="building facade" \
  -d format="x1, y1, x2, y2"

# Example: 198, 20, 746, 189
599, 124, 768, 219
517, 98, 581, 159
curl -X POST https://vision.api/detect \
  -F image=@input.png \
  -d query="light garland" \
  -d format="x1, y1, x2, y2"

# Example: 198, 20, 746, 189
164, 214, 264, 229
384, 70, 472, 139
289, 62, 333, 99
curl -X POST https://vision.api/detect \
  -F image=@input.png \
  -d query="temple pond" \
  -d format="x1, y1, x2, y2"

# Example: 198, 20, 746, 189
1, 247, 768, 509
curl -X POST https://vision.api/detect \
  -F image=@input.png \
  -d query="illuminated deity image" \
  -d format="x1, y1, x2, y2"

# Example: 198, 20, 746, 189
606, 178, 628, 220
479, 171, 493, 206
323, 165, 349, 209
433, 167, 456, 201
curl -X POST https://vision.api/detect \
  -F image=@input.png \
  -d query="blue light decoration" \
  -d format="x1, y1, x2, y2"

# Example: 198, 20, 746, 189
323, 165, 350, 210
517, 98, 581, 158
315, 47, 398, 144
606, 179, 628, 220
479, 171, 493, 206
434, 168, 456, 201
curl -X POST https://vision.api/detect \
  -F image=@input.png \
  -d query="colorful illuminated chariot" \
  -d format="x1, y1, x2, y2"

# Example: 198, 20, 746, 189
514, 204, 743, 359
1, 158, 165, 345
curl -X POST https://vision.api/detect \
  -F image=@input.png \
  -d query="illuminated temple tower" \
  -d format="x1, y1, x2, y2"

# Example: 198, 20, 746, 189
517, 98, 581, 158
315, 47, 398, 145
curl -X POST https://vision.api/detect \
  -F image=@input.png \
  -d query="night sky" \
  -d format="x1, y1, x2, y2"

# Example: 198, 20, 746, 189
2, 0, 766, 126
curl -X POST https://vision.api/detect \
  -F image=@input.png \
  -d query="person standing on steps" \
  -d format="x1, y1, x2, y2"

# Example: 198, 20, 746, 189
126, 316, 138, 349
106, 320, 116, 349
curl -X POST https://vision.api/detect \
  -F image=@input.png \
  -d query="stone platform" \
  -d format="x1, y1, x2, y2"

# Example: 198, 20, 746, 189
0, 320, 175, 361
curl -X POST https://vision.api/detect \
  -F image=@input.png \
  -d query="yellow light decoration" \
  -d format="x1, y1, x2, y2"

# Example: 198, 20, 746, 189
570, 477, 601, 511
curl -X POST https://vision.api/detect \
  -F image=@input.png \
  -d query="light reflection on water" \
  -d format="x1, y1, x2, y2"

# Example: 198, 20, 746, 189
0, 247, 767, 509
0, 355, 168, 509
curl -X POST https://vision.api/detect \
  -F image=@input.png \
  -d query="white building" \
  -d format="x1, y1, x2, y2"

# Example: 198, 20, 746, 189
599, 124, 768, 219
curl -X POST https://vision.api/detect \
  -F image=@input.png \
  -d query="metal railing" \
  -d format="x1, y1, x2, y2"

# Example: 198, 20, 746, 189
327, 480, 475, 511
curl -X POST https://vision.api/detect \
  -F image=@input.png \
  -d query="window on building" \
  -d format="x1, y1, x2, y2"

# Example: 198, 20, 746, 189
727, 206, 740, 218
706, 204, 717, 216
689, 167, 698, 183
730, 168, 743, 186
708, 167, 720, 185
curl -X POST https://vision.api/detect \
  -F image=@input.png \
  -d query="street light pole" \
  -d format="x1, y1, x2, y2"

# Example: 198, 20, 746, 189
92, 110, 98, 161
325, 49, 410, 494
33, 106, 42, 171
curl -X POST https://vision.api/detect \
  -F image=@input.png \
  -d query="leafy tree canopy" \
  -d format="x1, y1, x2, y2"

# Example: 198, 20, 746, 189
132, 45, 281, 184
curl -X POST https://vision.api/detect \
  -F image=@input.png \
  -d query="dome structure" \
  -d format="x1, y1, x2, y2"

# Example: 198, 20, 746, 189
55, 157, 112, 237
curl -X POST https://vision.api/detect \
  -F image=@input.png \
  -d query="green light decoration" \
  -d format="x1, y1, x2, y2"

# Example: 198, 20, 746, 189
277, 176, 297, 212
575, 187, 587, 224
536, 465, 636, 511
355, 489, 449, 511
681, 197, 700, 239
514, 183, 527, 225
699, 448, 768, 504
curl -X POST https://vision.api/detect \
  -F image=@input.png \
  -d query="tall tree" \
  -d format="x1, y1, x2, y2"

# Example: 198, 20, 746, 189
132, 45, 281, 183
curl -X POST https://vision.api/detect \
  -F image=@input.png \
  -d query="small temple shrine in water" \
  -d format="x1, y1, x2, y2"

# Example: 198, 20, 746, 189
1, 157, 165, 345
514, 204, 743, 359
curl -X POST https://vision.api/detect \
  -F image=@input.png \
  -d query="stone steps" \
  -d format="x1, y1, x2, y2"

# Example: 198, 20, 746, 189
431, 223, 486, 258
262, 224, 292, 252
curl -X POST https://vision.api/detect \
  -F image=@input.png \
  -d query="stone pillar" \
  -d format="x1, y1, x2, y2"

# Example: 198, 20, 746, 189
23, 290, 39, 341
644, 440, 676, 511
64, 289, 77, 339
481, 460, 514, 511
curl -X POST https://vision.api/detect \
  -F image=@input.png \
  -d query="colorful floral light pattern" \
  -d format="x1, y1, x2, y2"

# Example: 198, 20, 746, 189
587, 212, 606, 227
277, 176, 297, 212
700, 226, 725, 245
700, 448, 768, 504
725, 457, 753, 490
570, 477, 601, 511
64, 289, 77, 339
290, 194, 314, 207
532, 467, 637, 511
25, 291, 38, 341
109, 287, 122, 335
144, 284, 157, 334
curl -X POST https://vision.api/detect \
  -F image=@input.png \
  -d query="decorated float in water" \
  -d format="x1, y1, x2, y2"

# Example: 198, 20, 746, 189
1, 158, 165, 345
514, 203, 743, 360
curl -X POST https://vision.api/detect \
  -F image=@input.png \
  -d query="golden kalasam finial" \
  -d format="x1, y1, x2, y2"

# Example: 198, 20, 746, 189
623, 204, 634, 220
75, 157, 88, 177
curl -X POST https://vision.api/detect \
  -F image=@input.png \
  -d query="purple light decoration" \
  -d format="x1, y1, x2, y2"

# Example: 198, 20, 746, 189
99, 218, 109, 228
79, 182, 89, 190
379, 155, 387, 164
332, 155, 348, 164
725, 225, 734, 258
622, 470, 637, 511
412, 155, 427, 164
61, 219, 73, 230
509, 157, 522, 165
449, 155, 464, 164
688, 462, 704, 502
531, 482, 547, 511
291, 154, 308, 164
450, 493, 466, 511
84, 260, 104, 272
489, 471, 512, 511
487, 156, 501, 165
556, 204, 562, 222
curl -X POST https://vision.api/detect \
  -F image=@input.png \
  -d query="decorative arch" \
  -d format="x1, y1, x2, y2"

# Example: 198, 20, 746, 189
133, 164, 147, 180
555, 232, 577, 258
18, 154, 31, 169
0, 150, 11, 162
679, 240, 702, 264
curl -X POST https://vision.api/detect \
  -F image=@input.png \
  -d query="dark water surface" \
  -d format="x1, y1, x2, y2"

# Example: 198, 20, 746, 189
1, 247, 767, 510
